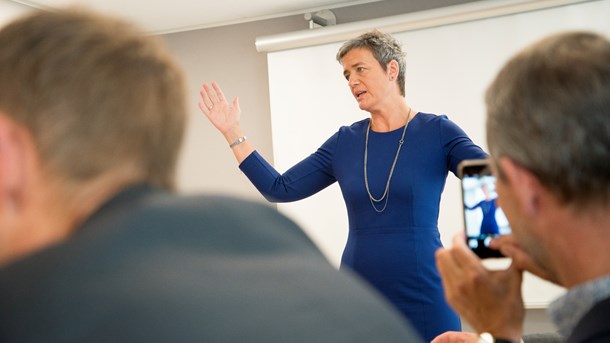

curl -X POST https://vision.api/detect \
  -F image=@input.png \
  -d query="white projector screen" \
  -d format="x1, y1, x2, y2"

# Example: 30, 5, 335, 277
266, 0, 610, 307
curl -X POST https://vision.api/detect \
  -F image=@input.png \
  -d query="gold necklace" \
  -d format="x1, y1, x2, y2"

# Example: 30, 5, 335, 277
364, 108, 412, 213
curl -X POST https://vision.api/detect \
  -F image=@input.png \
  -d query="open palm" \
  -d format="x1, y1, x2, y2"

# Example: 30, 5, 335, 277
198, 81, 241, 134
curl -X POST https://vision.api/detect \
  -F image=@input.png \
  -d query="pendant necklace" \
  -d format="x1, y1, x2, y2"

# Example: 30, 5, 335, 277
364, 108, 412, 213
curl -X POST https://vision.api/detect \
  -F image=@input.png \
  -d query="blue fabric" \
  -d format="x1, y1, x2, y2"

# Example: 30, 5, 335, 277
467, 199, 500, 235
240, 112, 487, 342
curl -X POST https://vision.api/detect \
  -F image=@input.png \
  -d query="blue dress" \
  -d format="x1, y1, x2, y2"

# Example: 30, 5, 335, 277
240, 112, 487, 341
467, 199, 500, 235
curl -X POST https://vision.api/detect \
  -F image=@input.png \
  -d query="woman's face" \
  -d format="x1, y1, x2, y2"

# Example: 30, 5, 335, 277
341, 47, 395, 112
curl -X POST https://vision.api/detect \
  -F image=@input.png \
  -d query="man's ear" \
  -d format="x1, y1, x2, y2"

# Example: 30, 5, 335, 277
0, 113, 26, 211
498, 157, 543, 216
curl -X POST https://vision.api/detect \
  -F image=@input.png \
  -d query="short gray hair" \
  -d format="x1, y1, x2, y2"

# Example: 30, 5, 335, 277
336, 29, 406, 96
486, 31, 610, 208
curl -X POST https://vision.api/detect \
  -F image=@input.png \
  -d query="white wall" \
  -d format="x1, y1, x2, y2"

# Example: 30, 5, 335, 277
0, 0, 32, 28
162, 16, 305, 201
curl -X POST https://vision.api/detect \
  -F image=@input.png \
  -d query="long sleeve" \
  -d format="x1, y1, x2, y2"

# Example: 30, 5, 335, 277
438, 115, 488, 175
239, 133, 339, 203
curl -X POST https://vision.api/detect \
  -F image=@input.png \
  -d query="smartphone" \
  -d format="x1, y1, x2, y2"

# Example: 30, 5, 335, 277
458, 159, 511, 258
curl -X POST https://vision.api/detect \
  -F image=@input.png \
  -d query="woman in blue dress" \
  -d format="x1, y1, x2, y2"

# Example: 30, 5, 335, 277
199, 30, 487, 342
466, 183, 500, 236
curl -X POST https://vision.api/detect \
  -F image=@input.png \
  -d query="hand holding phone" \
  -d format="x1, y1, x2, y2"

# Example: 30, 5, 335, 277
458, 159, 511, 258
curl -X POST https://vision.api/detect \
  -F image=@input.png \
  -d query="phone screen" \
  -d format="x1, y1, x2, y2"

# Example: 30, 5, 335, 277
459, 159, 511, 258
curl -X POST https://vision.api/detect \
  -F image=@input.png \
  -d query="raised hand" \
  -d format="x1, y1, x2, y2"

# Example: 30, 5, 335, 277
198, 81, 241, 135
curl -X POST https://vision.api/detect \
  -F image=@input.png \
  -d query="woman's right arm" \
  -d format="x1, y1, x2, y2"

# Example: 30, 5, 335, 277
199, 81, 254, 163
198, 81, 337, 203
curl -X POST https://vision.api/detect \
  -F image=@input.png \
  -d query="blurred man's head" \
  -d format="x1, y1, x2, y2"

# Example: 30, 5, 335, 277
485, 31, 610, 285
486, 31, 610, 209
0, 9, 187, 265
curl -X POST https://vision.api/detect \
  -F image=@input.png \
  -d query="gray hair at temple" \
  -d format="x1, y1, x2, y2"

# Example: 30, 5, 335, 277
336, 29, 407, 97
0, 9, 187, 190
485, 31, 610, 209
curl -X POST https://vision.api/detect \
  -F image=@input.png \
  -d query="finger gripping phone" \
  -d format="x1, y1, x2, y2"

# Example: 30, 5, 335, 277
458, 159, 511, 258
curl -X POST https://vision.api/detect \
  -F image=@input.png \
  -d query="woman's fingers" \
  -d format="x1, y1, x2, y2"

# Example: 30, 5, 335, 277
199, 81, 231, 115
199, 84, 214, 112
212, 81, 226, 103
202, 83, 218, 107
201, 81, 227, 106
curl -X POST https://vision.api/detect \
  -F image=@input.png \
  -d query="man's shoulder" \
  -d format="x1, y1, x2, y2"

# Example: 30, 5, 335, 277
569, 296, 610, 343
0, 188, 322, 280
132, 191, 321, 253
0, 187, 421, 343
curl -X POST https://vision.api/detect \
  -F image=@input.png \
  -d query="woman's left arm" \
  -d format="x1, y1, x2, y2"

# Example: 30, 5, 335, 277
439, 116, 488, 175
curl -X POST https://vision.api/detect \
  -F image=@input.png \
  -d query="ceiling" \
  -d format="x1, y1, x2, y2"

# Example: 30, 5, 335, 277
2, 0, 381, 34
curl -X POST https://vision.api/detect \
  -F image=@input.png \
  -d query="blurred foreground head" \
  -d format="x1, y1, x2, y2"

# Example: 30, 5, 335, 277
0, 9, 187, 264
0, 8, 187, 190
